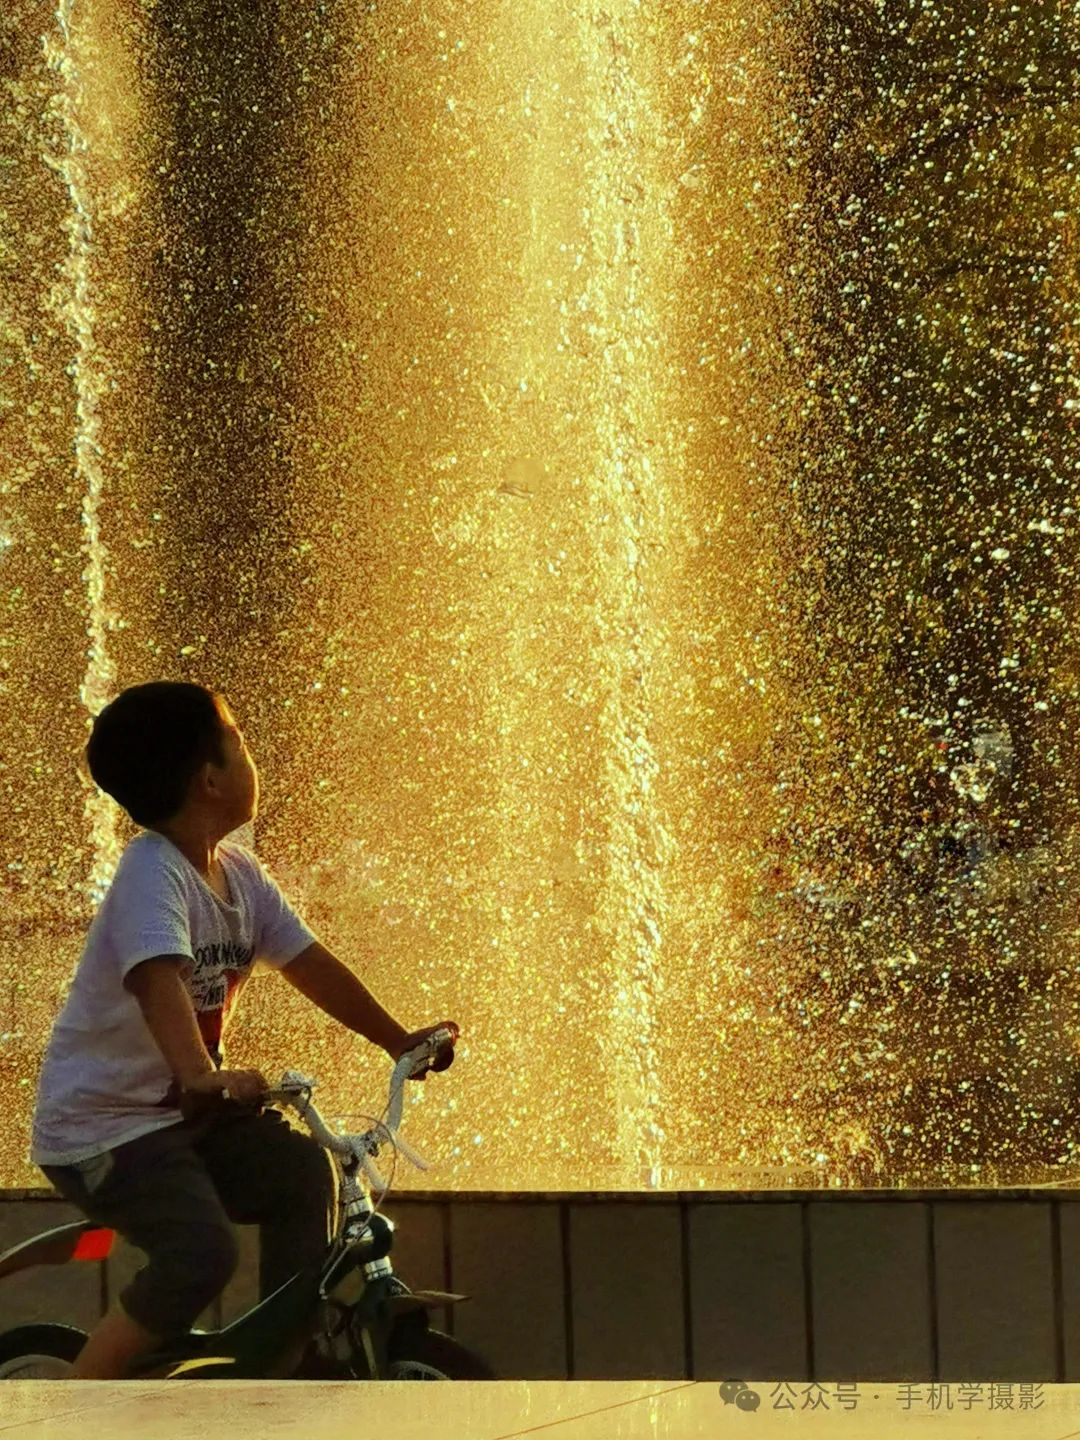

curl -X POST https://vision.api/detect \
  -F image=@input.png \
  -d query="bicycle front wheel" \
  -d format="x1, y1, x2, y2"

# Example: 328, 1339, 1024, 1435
387, 1325, 496, 1380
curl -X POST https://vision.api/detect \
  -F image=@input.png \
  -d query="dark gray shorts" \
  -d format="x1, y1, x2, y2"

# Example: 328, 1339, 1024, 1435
40, 1107, 338, 1338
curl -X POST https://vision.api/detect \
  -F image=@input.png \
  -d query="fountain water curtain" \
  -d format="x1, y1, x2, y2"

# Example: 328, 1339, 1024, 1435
2, 0, 1079, 1190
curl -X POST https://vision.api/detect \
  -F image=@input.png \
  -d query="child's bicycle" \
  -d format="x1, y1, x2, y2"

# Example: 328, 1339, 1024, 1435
0, 1028, 495, 1380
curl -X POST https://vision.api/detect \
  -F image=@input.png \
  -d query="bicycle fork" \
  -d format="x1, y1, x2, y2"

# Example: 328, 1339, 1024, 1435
315, 1156, 469, 1378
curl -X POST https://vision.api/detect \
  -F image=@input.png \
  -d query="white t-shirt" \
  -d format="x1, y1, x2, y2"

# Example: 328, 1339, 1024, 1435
30, 830, 318, 1166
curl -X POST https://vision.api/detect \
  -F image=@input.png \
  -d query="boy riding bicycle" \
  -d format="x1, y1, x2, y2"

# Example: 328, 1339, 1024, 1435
29, 681, 458, 1380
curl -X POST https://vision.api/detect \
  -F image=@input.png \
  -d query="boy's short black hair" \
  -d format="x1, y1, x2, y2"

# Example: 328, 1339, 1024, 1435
85, 681, 230, 828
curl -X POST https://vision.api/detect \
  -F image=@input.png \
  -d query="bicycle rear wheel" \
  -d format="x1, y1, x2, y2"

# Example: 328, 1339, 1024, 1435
0, 1324, 85, 1378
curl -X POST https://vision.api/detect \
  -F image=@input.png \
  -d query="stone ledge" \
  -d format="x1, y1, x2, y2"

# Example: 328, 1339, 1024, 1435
5, 1186, 1080, 1202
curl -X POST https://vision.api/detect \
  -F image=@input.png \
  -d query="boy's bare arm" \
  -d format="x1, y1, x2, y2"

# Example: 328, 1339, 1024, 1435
280, 940, 407, 1056
124, 956, 217, 1085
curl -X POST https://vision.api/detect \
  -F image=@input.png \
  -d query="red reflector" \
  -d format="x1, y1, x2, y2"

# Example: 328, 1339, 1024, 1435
73, 1228, 115, 1261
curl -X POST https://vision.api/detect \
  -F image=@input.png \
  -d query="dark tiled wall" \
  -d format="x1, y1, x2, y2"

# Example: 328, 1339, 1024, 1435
1, 1193, 1076, 1381
810, 1202, 933, 1380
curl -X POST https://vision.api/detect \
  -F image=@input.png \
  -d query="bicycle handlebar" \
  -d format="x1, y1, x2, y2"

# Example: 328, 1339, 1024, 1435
212, 1026, 457, 1192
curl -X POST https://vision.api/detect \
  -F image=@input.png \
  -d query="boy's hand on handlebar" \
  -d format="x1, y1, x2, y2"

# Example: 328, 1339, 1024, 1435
183, 1068, 270, 1111
392, 1020, 460, 1081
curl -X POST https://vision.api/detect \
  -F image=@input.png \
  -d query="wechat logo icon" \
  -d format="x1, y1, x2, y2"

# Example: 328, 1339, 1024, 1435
719, 1380, 761, 1412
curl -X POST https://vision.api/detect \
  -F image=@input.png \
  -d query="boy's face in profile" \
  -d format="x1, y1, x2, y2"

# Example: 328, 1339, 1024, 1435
211, 698, 259, 827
